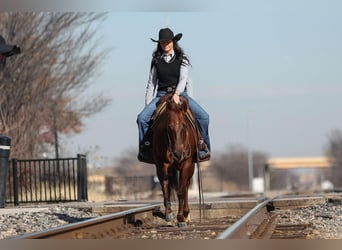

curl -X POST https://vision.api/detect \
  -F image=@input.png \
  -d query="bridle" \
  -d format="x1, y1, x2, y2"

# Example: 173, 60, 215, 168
165, 102, 191, 162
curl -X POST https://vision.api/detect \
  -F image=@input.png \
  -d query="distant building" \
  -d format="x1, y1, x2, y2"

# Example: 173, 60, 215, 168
267, 157, 331, 169
265, 156, 333, 191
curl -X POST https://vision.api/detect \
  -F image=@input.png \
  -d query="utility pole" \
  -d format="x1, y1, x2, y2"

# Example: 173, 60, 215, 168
247, 111, 254, 192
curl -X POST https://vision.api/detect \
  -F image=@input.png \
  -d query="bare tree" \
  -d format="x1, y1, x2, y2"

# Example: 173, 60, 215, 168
113, 148, 155, 176
0, 12, 111, 158
210, 144, 268, 190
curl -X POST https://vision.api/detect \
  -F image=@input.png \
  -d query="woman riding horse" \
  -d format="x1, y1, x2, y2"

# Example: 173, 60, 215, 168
136, 27, 211, 163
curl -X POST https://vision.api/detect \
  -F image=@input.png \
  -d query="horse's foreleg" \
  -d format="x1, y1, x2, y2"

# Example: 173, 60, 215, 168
158, 164, 174, 222
176, 181, 185, 223
176, 169, 189, 226
182, 164, 195, 224
177, 179, 192, 224
183, 178, 191, 222
162, 179, 173, 221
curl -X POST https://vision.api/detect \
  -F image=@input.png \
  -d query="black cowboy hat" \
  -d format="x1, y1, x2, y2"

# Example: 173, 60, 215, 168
151, 28, 182, 43
0, 35, 21, 57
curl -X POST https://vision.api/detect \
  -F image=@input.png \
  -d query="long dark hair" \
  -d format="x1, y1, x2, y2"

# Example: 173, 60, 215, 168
150, 40, 191, 70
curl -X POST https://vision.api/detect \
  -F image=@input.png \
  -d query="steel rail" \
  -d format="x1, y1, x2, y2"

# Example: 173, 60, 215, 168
13, 204, 161, 239
216, 199, 271, 239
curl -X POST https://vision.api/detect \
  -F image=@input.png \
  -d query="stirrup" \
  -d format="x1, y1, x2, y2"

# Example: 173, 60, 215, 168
199, 148, 210, 160
198, 140, 210, 161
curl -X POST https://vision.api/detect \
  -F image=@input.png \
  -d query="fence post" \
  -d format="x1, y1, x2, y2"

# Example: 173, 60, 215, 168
0, 136, 11, 208
77, 154, 88, 201
12, 159, 19, 206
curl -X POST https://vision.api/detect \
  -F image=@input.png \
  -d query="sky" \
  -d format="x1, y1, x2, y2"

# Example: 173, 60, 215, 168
52, 1, 342, 166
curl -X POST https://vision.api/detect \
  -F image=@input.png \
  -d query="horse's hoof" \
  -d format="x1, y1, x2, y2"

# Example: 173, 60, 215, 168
166, 221, 174, 226
177, 222, 188, 228
185, 214, 191, 223
165, 213, 175, 222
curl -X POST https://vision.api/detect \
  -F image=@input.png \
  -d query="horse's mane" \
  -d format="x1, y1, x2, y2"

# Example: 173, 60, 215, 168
157, 93, 189, 113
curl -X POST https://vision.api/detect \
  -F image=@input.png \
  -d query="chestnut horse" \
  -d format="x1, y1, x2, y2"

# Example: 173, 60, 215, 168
151, 93, 201, 227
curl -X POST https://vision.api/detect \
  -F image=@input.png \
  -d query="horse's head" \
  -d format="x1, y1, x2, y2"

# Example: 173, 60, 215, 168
165, 98, 190, 162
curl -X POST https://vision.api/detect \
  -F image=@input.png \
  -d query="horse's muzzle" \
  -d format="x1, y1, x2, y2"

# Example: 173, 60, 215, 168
173, 151, 186, 162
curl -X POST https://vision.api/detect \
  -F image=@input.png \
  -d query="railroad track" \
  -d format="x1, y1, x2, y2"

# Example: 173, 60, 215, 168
12, 192, 341, 239
219, 193, 341, 239
13, 204, 161, 239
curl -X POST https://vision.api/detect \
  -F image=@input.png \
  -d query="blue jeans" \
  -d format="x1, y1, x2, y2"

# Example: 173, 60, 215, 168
136, 91, 211, 150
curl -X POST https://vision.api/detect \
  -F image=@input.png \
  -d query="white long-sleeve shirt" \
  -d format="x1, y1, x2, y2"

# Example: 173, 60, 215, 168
145, 50, 189, 106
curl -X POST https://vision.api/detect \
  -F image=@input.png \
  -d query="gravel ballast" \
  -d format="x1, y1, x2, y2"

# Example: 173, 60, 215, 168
0, 196, 340, 239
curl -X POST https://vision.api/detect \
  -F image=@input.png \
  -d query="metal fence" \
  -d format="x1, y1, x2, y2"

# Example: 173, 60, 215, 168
6, 154, 87, 206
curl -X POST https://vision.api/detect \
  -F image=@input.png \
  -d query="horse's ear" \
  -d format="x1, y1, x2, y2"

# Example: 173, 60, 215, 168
181, 98, 188, 112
